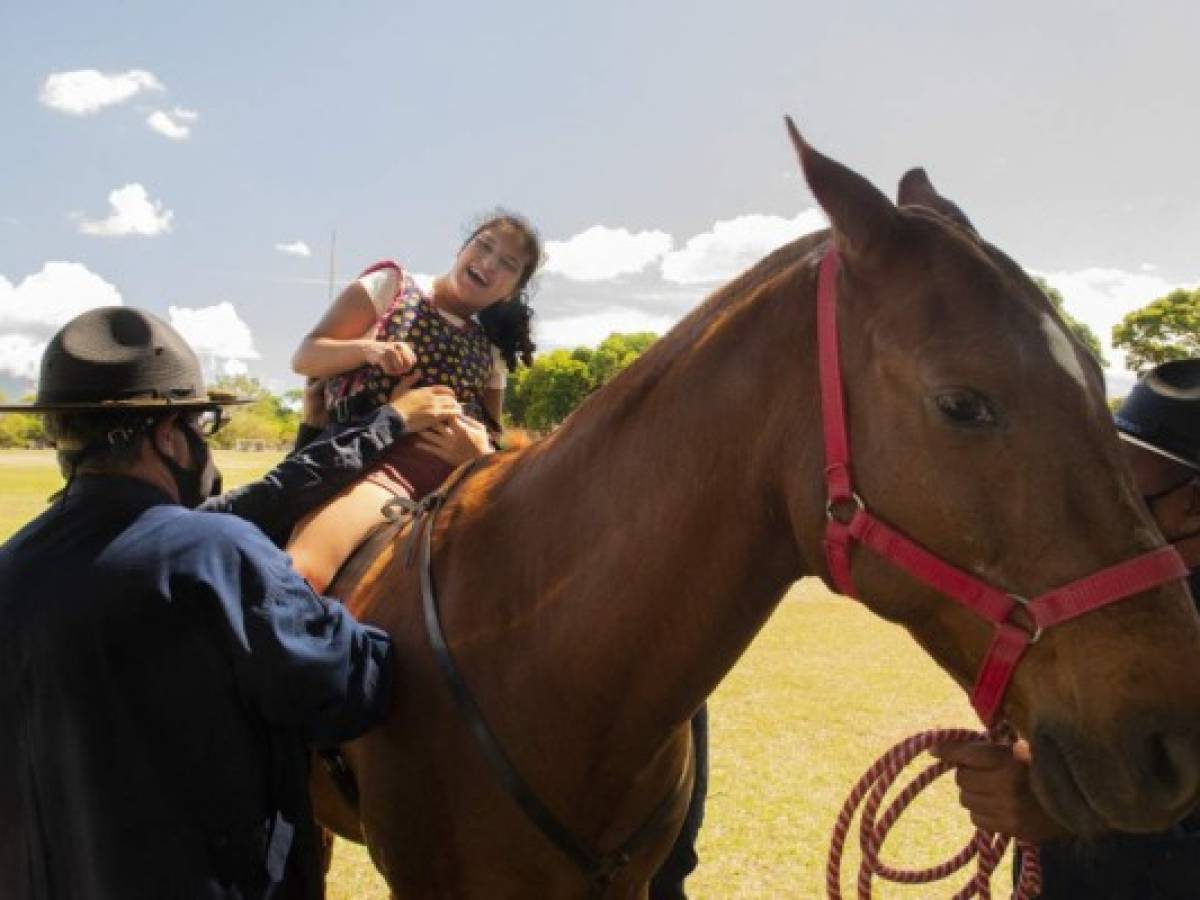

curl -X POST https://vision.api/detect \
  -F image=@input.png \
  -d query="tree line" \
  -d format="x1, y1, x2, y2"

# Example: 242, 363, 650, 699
2, 283, 1198, 449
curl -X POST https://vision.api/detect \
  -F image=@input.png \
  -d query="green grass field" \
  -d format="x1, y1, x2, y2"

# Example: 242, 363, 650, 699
0, 449, 999, 898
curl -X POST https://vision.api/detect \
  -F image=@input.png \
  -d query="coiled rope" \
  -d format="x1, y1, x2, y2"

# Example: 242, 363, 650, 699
827, 728, 1042, 899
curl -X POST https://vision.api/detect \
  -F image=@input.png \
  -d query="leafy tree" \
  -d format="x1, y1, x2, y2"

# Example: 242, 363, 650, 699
587, 332, 658, 386
280, 388, 304, 413
1112, 288, 1200, 374
213, 374, 272, 401
1033, 277, 1108, 367
0, 390, 44, 447
0, 412, 43, 447
514, 351, 593, 432
210, 375, 299, 448
504, 366, 531, 427
505, 332, 661, 432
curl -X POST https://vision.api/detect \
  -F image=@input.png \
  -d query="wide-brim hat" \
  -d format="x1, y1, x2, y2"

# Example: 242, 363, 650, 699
1114, 359, 1200, 472
0, 306, 251, 413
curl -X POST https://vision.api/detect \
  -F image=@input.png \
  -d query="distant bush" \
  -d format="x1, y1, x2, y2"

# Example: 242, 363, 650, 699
505, 332, 659, 432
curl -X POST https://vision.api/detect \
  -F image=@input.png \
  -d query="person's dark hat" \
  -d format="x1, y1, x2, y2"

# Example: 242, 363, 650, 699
1114, 359, 1200, 471
0, 306, 250, 412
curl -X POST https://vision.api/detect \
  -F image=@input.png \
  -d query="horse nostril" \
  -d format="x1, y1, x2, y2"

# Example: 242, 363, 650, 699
1141, 732, 1200, 809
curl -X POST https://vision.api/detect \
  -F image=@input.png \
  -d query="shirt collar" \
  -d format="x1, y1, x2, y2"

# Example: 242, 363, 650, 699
64, 474, 177, 510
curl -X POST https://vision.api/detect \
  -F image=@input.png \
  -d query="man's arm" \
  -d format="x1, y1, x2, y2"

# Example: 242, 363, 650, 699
199, 407, 406, 545
198, 516, 395, 746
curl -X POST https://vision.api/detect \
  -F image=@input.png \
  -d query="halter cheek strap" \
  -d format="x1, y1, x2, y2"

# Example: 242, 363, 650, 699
815, 246, 1189, 724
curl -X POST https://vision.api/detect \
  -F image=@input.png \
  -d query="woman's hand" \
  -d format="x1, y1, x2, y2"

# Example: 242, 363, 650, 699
363, 340, 418, 375
930, 739, 1069, 842
389, 380, 461, 433
413, 415, 493, 466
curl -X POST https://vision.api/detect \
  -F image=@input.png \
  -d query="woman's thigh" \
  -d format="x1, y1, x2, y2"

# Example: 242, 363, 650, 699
287, 479, 407, 593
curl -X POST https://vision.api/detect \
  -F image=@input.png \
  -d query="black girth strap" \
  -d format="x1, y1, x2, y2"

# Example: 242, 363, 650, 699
410, 464, 689, 896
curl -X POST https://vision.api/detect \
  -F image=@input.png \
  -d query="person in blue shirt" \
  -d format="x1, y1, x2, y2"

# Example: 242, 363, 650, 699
0, 306, 458, 900
935, 359, 1200, 900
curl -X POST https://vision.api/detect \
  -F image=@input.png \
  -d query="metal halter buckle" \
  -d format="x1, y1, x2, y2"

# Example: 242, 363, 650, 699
825, 492, 865, 524
1006, 594, 1043, 644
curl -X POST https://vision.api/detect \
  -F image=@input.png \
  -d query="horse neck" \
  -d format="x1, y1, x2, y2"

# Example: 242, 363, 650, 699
451, 260, 825, 777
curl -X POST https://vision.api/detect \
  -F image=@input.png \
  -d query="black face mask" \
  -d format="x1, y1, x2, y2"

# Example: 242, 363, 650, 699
156, 419, 222, 508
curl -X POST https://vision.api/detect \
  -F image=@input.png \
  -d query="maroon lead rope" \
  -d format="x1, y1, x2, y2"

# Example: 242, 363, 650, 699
826, 729, 1041, 899
815, 245, 1188, 897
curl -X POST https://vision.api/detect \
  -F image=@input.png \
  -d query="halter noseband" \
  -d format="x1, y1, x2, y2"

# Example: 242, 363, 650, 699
816, 246, 1188, 723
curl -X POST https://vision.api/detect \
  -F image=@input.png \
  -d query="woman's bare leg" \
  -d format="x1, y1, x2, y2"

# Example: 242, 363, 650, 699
287, 479, 407, 594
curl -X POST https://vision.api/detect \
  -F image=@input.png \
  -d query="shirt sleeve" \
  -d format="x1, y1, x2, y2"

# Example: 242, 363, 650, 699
195, 516, 395, 748
357, 267, 401, 318
199, 407, 407, 546
486, 346, 508, 389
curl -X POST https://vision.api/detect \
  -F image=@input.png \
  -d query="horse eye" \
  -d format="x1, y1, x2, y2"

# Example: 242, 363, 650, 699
935, 389, 997, 427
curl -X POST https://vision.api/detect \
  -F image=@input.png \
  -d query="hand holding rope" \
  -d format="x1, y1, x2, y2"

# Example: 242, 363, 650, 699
827, 728, 1042, 899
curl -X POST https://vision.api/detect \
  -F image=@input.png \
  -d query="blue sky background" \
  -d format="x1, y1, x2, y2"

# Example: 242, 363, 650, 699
3, 0, 1198, 396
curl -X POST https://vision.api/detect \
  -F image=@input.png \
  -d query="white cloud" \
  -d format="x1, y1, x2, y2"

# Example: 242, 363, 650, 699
1035, 265, 1200, 393
0, 262, 123, 331
78, 183, 173, 237
221, 358, 250, 377
544, 226, 673, 282
0, 334, 49, 381
275, 240, 312, 258
170, 106, 198, 122
0, 262, 124, 380
660, 208, 828, 284
146, 109, 192, 140
40, 68, 164, 116
537, 307, 677, 349
168, 302, 260, 381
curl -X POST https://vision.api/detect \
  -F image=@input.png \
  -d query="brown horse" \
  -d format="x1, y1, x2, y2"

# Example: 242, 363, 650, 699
314, 124, 1200, 897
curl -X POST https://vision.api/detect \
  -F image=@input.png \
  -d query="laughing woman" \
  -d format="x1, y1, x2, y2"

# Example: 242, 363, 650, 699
288, 211, 542, 592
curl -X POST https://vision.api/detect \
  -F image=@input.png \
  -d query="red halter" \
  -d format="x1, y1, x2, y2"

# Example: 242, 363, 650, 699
816, 246, 1188, 723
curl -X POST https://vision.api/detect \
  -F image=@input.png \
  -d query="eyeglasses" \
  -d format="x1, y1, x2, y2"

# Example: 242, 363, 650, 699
185, 407, 231, 437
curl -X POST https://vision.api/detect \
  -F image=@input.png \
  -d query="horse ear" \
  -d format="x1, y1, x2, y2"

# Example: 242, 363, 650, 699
897, 167, 978, 234
785, 116, 897, 261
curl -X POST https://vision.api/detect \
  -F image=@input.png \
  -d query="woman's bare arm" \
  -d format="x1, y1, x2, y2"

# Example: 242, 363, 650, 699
292, 281, 415, 377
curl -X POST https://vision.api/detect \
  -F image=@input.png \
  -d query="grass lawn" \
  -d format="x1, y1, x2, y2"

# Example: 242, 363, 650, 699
1, 449, 998, 898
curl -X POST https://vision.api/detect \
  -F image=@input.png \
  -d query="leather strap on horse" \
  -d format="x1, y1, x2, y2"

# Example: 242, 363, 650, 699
407, 461, 689, 897
815, 245, 1189, 724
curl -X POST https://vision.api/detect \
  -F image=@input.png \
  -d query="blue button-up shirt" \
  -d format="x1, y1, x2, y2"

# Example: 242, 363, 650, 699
0, 412, 403, 899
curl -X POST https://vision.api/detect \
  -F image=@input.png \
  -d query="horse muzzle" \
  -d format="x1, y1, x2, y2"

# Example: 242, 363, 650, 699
1032, 717, 1200, 837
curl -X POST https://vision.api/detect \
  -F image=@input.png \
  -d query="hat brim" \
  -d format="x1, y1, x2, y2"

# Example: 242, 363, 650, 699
0, 394, 254, 414
1118, 431, 1200, 473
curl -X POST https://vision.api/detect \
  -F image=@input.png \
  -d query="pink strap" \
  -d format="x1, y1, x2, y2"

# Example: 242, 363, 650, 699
823, 519, 858, 598
1029, 544, 1187, 628
817, 248, 853, 502
357, 260, 407, 339
849, 512, 1017, 624
818, 247, 859, 596
358, 259, 403, 279
972, 624, 1033, 724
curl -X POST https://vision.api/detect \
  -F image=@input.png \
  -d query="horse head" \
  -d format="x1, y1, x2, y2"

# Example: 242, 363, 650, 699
784, 120, 1200, 837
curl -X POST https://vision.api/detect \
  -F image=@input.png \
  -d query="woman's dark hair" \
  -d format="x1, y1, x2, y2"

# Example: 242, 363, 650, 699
465, 210, 541, 370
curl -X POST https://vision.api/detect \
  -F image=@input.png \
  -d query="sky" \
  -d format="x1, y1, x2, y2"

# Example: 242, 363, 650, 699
2, 0, 1198, 399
